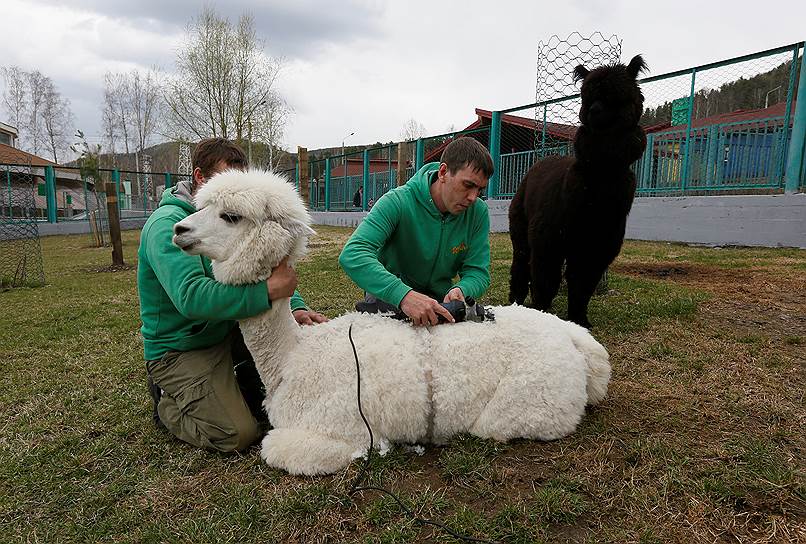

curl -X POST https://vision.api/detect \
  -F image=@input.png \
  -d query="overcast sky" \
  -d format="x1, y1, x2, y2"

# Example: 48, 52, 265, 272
5, 0, 806, 155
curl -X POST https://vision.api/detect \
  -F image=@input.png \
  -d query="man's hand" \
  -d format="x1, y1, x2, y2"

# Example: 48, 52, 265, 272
293, 309, 329, 326
443, 287, 465, 303
400, 291, 454, 326
266, 257, 298, 301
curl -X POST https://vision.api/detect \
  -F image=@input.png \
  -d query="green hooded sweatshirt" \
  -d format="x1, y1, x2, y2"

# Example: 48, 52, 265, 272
137, 182, 307, 361
338, 162, 490, 306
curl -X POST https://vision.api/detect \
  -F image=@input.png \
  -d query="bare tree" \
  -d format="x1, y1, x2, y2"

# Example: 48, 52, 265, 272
252, 91, 291, 168
26, 70, 48, 156
40, 77, 74, 163
163, 7, 286, 144
101, 92, 119, 167
128, 69, 161, 160
1, 66, 28, 145
2, 67, 73, 160
103, 72, 132, 158
400, 118, 427, 141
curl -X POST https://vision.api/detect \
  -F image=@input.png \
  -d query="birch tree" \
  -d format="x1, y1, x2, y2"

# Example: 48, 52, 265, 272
163, 7, 287, 145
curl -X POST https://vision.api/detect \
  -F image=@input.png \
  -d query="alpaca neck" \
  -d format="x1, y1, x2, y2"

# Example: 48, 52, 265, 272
237, 298, 300, 400
574, 124, 646, 171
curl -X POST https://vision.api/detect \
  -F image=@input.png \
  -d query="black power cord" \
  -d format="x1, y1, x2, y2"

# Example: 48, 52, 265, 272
347, 324, 499, 544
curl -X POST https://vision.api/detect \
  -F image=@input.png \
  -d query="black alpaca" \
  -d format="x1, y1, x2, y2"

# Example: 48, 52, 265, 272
508, 55, 648, 328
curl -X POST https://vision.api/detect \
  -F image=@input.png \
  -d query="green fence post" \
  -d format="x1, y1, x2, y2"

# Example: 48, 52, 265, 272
640, 133, 655, 190
415, 138, 424, 171
295, 163, 299, 191
324, 158, 332, 211
680, 68, 697, 193
784, 46, 806, 193
45, 165, 57, 223
6, 168, 12, 217
362, 149, 370, 211
164, 172, 173, 190
82, 176, 88, 222
488, 111, 502, 199
111, 169, 121, 213
541, 104, 548, 154
705, 125, 719, 185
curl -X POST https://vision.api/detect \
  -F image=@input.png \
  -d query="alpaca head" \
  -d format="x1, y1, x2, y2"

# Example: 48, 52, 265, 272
173, 169, 314, 285
574, 55, 648, 133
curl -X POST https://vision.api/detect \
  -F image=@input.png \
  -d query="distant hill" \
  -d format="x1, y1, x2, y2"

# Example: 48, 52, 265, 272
641, 57, 801, 126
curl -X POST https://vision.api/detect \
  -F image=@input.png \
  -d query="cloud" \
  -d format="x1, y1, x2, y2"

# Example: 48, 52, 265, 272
23, 0, 386, 59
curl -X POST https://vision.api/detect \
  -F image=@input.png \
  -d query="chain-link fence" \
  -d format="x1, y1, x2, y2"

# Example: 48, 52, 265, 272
492, 41, 804, 199
0, 164, 45, 288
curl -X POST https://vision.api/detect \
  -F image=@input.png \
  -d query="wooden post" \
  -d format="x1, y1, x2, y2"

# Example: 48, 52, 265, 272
297, 147, 310, 206
396, 141, 409, 186
105, 182, 125, 266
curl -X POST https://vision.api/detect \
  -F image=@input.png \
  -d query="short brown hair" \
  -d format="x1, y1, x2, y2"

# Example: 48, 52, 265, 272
191, 138, 247, 178
440, 137, 494, 179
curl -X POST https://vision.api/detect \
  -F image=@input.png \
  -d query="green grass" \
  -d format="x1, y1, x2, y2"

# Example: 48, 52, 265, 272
1, 227, 804, 543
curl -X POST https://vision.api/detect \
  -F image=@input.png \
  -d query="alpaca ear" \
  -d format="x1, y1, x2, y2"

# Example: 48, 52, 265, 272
282, 219, 316, 238
573, 65, 590, 83
627, 55, 648, 79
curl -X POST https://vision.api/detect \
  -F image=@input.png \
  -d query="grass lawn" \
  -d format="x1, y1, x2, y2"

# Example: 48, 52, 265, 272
1, 226, 803, 543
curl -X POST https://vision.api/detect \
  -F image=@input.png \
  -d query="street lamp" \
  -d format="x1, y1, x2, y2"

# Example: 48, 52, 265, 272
764, 85, 782, 109
342, 131, 355, 180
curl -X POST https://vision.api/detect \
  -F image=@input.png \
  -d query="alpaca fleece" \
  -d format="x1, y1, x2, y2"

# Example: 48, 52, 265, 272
175, 169, 612, 476
509, 55, 648, 328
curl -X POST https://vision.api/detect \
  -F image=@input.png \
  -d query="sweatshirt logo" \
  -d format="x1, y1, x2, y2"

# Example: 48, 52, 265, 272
451, 242, 467, 255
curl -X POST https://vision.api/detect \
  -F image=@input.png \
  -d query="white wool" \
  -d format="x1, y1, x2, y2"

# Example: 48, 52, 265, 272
176, 170, 612, 476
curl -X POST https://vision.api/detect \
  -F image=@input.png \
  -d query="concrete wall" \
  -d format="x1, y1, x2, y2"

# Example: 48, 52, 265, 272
624, 194, 806, 248
37, 218, 147, 237
35, 194, 803, 248
311, 194, 806, 249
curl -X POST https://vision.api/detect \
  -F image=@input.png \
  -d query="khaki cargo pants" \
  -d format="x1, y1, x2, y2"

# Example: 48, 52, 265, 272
146, 336, 259, 453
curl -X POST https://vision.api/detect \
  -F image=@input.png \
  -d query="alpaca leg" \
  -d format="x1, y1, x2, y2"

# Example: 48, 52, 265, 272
260, 428, 357, 476
508, 188, 530, 305
529, 249, 564, 312
469, 372, 585, 442
565, 257, 604, 329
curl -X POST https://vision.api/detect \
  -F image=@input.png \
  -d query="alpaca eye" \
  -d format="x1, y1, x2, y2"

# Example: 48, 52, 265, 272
220, 212, 242, 224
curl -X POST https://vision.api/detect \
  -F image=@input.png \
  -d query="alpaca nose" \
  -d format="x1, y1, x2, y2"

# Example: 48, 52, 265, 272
590, 101, 604, 116
174, 223, 191, 235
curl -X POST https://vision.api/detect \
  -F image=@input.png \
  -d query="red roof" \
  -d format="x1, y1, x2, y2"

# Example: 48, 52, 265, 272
646, 101, 794, 134
423, 108, 578, 163
474, 108, 578, 140
0, 143, 55, 167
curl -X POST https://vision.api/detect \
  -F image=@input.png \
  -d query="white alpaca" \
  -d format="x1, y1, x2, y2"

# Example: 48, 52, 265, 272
173, 169, 611, 476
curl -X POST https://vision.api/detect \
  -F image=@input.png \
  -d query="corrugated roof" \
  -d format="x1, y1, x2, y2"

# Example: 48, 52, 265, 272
0, 143, 55, 167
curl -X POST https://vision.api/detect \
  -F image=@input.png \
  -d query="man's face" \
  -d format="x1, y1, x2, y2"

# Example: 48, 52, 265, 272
436, 163, 489, 215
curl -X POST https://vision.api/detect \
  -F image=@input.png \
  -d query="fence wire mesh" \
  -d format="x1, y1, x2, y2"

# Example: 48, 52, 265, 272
637, 46, 800, 195
0, 164, 45, 288
494, 41, 804, 199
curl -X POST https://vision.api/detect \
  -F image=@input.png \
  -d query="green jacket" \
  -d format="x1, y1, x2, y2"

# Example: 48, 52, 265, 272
137, 183, 307, 360
338, 162, 490, 306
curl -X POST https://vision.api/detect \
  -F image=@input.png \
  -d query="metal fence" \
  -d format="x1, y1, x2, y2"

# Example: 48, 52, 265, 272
493, 41, 805, 198
300, 40, 805, 210
0, 163, 186, 225
6, 43, 803, 223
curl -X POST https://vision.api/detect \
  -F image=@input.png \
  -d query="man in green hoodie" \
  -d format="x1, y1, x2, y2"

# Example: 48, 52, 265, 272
138, 138, 326, 453
339, 137, 493, 326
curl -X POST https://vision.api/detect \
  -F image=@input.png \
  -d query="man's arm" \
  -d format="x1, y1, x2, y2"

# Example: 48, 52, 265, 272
146, 216, 273, 320
338, 193, 413, 307
453, 206, 491, 300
